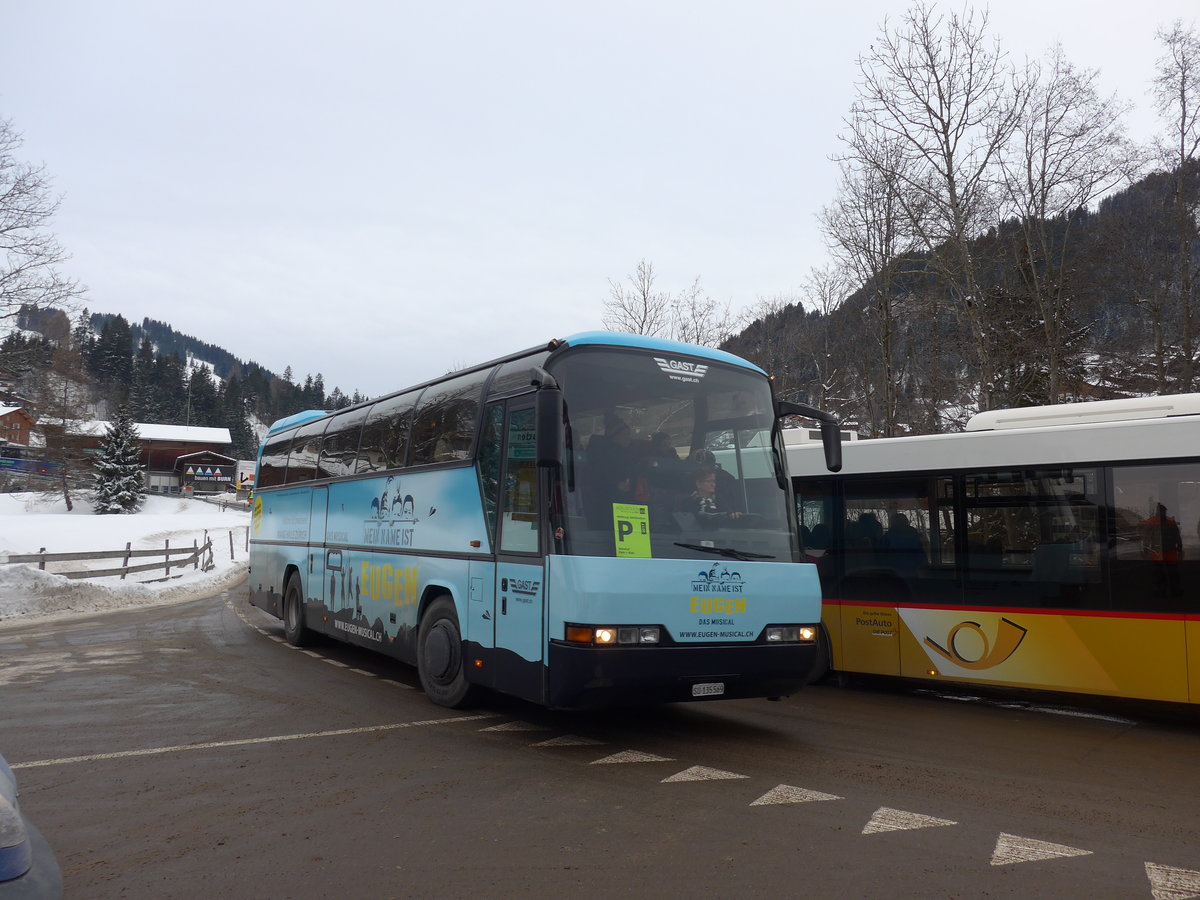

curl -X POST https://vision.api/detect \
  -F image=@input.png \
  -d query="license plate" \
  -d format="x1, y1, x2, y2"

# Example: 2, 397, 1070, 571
691, 682, 725, 697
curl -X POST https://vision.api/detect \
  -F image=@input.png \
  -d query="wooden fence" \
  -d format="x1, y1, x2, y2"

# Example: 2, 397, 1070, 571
0, 527, 249, 583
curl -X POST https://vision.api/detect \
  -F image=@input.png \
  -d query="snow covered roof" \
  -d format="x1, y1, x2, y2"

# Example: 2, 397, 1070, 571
78, 421, 232, 444
0, 406, 26, 418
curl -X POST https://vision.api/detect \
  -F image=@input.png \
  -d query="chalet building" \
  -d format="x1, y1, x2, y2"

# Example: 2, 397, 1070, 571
75, 422, 235, 494
0, 405, 36, 446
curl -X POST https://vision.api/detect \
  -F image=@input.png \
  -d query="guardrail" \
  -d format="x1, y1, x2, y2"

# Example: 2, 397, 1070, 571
0, 527, 250, 583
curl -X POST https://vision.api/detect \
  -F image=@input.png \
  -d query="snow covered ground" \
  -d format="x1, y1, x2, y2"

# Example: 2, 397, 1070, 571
0, 492, 250, 624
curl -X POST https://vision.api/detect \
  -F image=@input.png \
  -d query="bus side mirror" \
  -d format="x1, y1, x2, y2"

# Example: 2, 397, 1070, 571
776, 400, 842, 473
536, 386, 564, 468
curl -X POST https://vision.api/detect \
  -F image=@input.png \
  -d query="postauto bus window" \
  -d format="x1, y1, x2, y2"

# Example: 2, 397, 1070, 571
318, 405, 370, 479
356, 393, 417, 474
549, 346, 795, 562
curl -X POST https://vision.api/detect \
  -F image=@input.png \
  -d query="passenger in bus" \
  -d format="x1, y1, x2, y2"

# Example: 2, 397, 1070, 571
682, 467, 744, 525
688, 449, 743, 514
882, 513, 926, 573
1141, 503, 1183, 597
847, 511, 883, 548
607, 417, 651, 502
586, 416, 650, 520
648, 432, 680, 459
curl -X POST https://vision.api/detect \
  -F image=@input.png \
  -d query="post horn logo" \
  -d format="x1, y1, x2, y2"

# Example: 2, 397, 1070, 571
924, 617, 1028, 670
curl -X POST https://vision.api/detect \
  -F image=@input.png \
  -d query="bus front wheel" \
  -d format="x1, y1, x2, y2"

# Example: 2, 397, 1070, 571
283, 574, 313, 647
417, 596, 477, 708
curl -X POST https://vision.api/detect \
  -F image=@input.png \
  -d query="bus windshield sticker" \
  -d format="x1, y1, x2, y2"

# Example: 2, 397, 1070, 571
612, 503, 652, 558
653, 356, 709, 384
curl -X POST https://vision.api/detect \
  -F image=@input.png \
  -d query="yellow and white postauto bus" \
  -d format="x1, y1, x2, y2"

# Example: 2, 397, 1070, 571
787, 394, 1200, 705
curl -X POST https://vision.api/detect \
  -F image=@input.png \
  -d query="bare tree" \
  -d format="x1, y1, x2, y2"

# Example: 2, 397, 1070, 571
671, 277, 736, 348
1152, 20, 1200, 388
997, 43, 1142, 402
847, 2, 1025, 410
603, 259, 671, 337
799, 266, 858, 422
824, 132, 928, 434
0, 118, 81, 320
604, 259, 733, 347
32, 326, 95, 511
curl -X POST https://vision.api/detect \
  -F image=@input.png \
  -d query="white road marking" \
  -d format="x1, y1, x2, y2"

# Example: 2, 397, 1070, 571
302, 650, 322, 658
348, 668, 376, 677
531, 735, 603, 747
1145, 861, 1200, 900
662, 765, 748, 783
322, 659, 349, 668
862, 807, 957, 835
381, 680, 415, 690
590, 750, 674, 764
10, 715, 495, 770
480, 721, 551, 732
990, 833, 1092, 866
749, 785, 842, 806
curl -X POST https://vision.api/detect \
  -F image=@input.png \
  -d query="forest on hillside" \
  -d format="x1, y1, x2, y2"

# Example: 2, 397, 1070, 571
1, 308, 365, 460
724, 161, 1200, 435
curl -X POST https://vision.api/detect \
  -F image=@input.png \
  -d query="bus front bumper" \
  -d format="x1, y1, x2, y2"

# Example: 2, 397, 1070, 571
545, 640, 817, 709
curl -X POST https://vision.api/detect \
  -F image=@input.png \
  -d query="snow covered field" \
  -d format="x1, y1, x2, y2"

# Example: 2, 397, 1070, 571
0, 492, 250, 624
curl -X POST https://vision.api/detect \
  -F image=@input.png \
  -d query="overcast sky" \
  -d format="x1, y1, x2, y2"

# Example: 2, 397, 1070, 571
2, 1, 1197, 400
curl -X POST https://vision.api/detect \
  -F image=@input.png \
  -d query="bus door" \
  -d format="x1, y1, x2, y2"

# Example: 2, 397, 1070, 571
309, 486, 329, 607
836, 481, 910, 677
493, 403, 546, 703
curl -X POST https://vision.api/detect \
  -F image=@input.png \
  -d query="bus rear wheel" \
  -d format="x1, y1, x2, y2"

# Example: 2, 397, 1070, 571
283, 574, 313, 647
417, 596, 477, 708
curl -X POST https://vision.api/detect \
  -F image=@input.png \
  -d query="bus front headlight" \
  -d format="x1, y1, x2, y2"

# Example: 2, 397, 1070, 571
765, 626, 818, 643
565, 624, 662, 646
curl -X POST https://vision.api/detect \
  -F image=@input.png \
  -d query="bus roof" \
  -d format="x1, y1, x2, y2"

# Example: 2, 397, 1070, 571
558, 331, 766, 375
265, 409, 328, 436
262, 332, 769, 438
789, 397, 1200, 477
965, 393, 1200, 431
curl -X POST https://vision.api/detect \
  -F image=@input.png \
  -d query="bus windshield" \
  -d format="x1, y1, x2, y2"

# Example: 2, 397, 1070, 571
550, 346, 798, 562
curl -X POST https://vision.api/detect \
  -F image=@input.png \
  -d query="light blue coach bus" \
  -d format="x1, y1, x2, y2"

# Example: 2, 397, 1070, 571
248, 332, 841, 708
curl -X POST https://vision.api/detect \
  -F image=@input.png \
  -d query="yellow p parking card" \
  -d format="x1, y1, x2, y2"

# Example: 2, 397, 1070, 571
612, 503, 652, 558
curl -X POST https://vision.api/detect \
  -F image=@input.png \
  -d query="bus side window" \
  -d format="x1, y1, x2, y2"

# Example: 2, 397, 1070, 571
477, 403, 504, 546
258, 432, 292, 488
1110, 462, 1200, 612
318, 406, 370, 479
410, 372, 486, 466
499, 406, 539, 553
839, 477, 955, 605
356, 394, 416, 474
284, 419, 328, 483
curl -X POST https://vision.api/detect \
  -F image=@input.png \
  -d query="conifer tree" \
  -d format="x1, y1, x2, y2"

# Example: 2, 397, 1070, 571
93, 407, 144, 514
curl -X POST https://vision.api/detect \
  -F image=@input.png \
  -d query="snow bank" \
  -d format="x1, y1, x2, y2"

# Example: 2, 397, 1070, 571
0, 492, 251, 625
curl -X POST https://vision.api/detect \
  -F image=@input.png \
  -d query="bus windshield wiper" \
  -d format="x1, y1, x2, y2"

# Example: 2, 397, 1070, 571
673, 542, 775, 561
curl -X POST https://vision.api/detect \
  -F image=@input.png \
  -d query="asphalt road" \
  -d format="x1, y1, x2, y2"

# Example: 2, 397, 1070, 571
3, 582, 1200, 899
